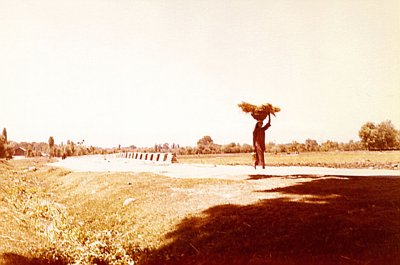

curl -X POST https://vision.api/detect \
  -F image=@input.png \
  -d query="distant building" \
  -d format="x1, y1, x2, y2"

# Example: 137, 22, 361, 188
13, 147, 26, 157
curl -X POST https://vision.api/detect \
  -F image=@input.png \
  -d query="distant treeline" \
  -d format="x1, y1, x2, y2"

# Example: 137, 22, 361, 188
136, 120, 400, 155
6, 140, 113, 158
175, 137, 364, 155
1, 120, 399, 158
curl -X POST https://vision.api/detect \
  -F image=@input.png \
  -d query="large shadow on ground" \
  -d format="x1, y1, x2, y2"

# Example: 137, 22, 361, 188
141, 175, 400, 265
0, 253, 67, 265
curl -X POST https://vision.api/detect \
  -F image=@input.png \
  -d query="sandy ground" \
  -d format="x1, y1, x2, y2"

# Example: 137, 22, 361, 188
50, 155, 400, 180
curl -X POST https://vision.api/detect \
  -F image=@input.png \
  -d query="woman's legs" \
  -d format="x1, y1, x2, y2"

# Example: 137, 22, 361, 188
255, 148, 265, 169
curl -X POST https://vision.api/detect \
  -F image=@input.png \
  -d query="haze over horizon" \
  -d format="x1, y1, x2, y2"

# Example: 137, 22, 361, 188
1, 0, 399, 148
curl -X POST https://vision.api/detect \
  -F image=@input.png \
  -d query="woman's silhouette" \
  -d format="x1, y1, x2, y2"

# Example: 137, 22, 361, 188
253, 114, 271, 169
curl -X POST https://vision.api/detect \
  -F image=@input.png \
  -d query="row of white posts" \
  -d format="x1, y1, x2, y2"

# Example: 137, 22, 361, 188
111, 152, 175, 164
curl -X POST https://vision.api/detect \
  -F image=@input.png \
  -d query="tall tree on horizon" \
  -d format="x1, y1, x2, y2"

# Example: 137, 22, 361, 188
2, 128, 7, 143
359, 120, 399, 150
0, 128, 9, 158
48, 136, 55, 157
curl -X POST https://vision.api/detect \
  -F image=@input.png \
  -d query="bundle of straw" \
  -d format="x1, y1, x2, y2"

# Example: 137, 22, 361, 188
238, 101, 281, 121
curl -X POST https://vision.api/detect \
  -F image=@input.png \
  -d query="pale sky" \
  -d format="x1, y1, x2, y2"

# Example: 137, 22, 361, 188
1, 0, 399, 148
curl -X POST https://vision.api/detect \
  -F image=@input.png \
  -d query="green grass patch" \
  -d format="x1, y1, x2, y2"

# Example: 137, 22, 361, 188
178, 151, 400, 169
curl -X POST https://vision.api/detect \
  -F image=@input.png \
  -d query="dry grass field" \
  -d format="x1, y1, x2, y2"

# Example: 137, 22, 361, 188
1, 152, 399, 265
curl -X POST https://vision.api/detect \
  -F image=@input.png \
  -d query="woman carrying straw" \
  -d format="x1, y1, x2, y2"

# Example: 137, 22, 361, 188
253, 113, 271, 169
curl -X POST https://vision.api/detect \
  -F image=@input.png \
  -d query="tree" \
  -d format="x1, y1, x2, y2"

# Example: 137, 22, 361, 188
0, 135, 5, 158
222, 142, 240, 153
359, 122, 376, 150
305, 139, 320, 152
197, 136, 214, 147
69, 140, 75, 155
341, 140, 362, 151
288, 141, 306, 153
197, 136, 219, 154
359, 120, 399, 150
48, 136, 55, 157
0, 128, 12, 159
321, 140, 339, 152
163, 143, 170, 152
26, 145, 34, 157
376, 121, 399, 150
240, 144, 253, 153
2, 128, 7, 143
